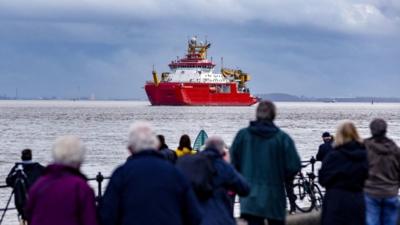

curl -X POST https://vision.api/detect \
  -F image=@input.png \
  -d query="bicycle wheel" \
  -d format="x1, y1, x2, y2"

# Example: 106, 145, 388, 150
312, 184, 324, 210
293, 183, 314, 213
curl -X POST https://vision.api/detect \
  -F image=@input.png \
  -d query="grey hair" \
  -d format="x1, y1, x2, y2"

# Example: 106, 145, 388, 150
127, 121, 158, 153
52, 135, 86, 168
256, 100, 277, 121
205, 136, 226, 154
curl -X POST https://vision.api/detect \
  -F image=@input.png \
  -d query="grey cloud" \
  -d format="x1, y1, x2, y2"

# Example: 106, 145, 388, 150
0, 1, 399, 99
1, 0, 399, 35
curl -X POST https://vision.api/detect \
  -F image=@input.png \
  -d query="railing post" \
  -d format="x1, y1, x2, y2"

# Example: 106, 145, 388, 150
96, 172, 104, 200
310, 157, 316, 174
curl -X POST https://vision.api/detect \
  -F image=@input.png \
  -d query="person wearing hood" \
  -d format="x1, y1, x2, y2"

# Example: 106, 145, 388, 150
230, 100, 301, 225
319, 121, 369, 225
99, 122, 202, 225
25, 136, 99, 225
157, 134, 177, 163
364, 118, 400, 225
197, 136, 250, 225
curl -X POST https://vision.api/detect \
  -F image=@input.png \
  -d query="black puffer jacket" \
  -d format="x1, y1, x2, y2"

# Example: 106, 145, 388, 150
364, 136, 400, 197
319, 141, 369, 225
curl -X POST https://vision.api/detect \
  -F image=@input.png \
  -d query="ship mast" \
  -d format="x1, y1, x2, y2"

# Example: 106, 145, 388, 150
187, 37, 211, 60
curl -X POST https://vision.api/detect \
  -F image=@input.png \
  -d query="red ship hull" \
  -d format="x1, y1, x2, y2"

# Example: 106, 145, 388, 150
145, 82, 258, 106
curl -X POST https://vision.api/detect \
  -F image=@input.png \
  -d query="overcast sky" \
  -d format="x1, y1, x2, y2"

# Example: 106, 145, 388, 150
0, 0, 399, 99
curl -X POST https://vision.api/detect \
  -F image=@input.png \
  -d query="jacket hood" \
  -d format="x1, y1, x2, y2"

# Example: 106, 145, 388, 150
365, 137, 399, 155
202, 148, 223, 159
248, 120, 279, 138
44, 164, 87, 180
335, 141, 366, 162
128, 149, 164, 160
159, 143, 169, 150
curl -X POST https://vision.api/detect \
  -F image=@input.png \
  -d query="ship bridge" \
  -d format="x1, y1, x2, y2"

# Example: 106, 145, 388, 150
163, 37, 229, 83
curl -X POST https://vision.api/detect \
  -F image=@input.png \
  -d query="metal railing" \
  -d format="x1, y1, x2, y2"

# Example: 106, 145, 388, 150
86, 172, 111, 200
0, 172, 111, 225
0, 158, 321, 224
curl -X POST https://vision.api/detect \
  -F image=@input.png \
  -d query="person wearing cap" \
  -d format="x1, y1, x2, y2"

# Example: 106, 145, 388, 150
364, 118, 400, 225
316, 132, 334, 162
230, 100, 301, 225
6, 149, 45, 190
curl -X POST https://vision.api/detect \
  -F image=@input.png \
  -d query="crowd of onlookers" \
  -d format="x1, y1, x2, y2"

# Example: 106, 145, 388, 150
4, 100, 400, 225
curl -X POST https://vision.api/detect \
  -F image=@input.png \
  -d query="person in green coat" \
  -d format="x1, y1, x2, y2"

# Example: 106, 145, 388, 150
230, 100, 301, 225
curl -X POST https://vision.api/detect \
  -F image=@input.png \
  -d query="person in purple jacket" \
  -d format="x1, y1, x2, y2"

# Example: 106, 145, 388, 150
25, 135, 99, 225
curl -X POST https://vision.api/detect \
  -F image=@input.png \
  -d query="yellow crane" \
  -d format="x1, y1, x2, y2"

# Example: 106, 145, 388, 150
221, 68, 251, 83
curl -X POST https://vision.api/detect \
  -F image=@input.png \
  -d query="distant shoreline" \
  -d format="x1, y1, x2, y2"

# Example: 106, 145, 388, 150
257, 93, 400, 103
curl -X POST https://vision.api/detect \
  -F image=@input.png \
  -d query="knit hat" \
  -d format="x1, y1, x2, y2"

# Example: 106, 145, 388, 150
21, 149, 32, 161
322, 132, 331, 138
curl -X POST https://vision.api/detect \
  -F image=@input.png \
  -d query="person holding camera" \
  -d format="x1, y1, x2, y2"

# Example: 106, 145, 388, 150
5, 149, 44, 222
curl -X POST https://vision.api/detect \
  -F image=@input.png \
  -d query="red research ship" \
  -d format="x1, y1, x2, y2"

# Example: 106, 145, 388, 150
145, 37, 258, 106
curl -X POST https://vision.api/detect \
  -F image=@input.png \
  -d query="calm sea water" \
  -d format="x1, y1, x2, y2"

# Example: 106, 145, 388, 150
0, 100, 399, 223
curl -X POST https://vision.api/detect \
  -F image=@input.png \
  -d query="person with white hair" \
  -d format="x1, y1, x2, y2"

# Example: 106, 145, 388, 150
99, 121, 202, 225
195, 136, 249, 225
25, 135, 99, 225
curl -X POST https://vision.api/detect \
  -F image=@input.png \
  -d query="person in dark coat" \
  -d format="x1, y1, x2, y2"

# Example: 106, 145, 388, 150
99, 122, 202, 225
230, 101, 301, 225
6, 149, 44, 190
157, 134, 177, 163
6, 149, 44, 220
25, 136, 99, 225
364, 118, 400, 225
316, 132, 334, 161
319, 121, 369, 225
196, 136, 250, 225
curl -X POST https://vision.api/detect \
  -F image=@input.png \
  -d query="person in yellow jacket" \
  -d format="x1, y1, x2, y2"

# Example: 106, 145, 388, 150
176, 134, 197, 157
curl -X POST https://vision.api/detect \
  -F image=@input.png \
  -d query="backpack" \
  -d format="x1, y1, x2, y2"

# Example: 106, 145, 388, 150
176, 154, 216, 200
